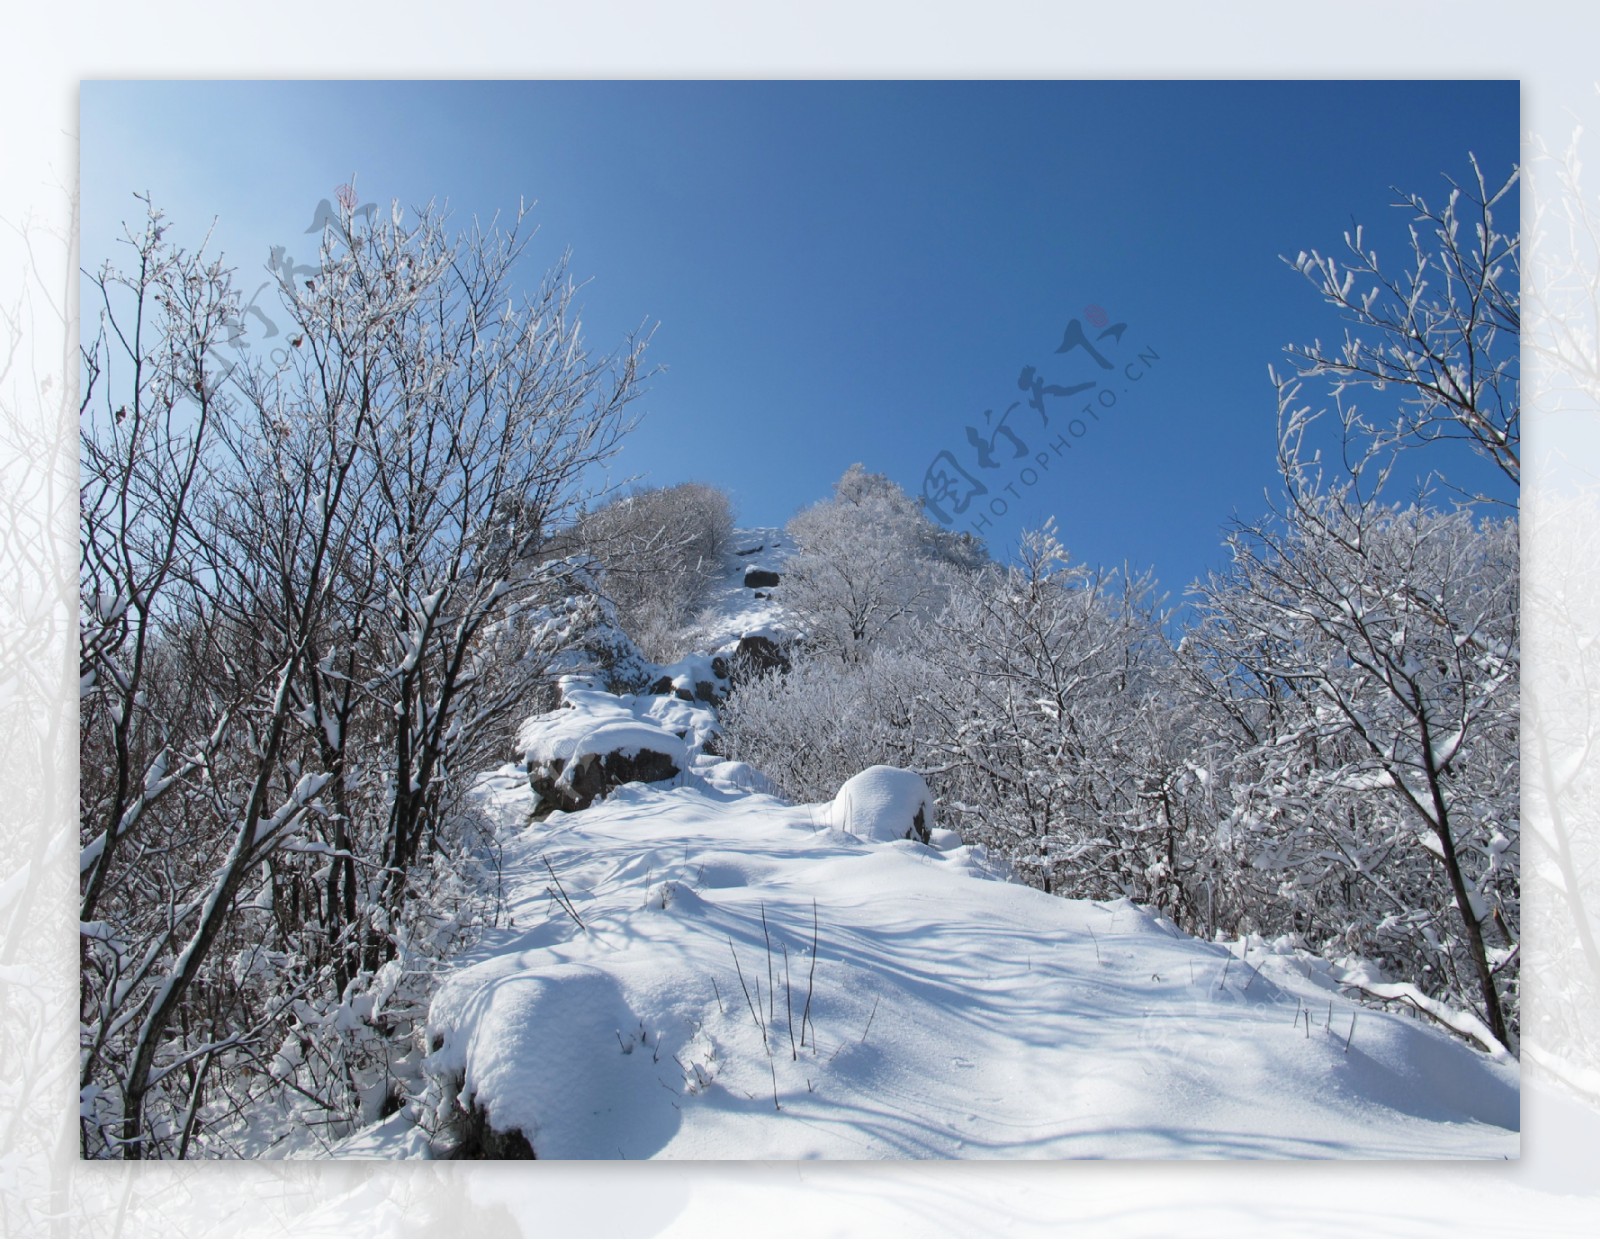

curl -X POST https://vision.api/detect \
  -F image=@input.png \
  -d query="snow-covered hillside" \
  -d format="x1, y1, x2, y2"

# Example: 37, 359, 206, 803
329, 531, 1519, 1160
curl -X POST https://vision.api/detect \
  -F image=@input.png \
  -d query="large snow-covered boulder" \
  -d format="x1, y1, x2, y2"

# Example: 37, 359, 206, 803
828, 765, 935, 844
520, 685, 691, 815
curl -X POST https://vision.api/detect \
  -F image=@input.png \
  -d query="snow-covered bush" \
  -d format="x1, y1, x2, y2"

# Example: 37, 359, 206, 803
781, 464, 981, 661
717, 646, 926, 804
916, 523, 1175, 901
557, 482, 735, 662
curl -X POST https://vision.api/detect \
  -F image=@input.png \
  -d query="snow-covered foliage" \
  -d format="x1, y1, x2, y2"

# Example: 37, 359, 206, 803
717, 645, 923, 802
1283, 155, 1519, 488
553, 482, 735, 663
1186, 404, 1520, 1049
916, 522, 1174, 900
401, 758, 1516, 1159
781, 463, 982, 660
77, 195, 647, 1158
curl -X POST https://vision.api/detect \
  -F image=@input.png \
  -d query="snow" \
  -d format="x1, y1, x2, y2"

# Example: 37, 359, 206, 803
398, 765, 1517, 1159
326, 529, 1518, 1161
517, 681, 697, 773
826, 765, 936, 842
680, 525, 796, 654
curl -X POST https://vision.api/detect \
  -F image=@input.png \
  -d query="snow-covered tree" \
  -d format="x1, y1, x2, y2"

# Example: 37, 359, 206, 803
78, 194, 646, 1156
1189, 401, 1519, 1049
918, 523, 1171, 899
781, 463, 979, 661
558, 481, 734, 661
1283, 155, 1519, 490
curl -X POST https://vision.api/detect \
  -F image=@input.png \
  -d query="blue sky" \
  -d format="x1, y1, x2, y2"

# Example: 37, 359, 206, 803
80, 80, 1519, 597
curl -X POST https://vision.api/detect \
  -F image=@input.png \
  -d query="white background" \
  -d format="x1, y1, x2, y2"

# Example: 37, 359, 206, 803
4, 3, 1598, 1234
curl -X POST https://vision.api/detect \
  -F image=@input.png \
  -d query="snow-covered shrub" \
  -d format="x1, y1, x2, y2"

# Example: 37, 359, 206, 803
916, 523, 1176, 902
717, 646, 926, 804
556, 482, 735, 662
781, 464, 981, 661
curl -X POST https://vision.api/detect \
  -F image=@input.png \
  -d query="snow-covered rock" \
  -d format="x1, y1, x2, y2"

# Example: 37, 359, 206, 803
519, 680, 698, 814
827, 765, 935, 844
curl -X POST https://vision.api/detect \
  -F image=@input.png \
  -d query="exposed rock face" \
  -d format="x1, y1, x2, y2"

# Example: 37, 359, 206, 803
743, 567, 781, 589
450, 1094, 537, 1159
529, 747, 681, 816
730, 634, 789, 680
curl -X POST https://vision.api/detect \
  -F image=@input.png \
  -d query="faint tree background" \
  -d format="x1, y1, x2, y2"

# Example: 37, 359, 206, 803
1523, 95, 1600, 1107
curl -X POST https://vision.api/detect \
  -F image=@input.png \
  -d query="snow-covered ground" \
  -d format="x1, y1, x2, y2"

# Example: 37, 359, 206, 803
329, 530, 1519, 1160
677, 525, 794, 653
402, 758, 1516, 1159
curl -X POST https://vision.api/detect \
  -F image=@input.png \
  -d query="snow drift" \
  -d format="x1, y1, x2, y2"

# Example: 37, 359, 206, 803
329, 529, 1519, 1161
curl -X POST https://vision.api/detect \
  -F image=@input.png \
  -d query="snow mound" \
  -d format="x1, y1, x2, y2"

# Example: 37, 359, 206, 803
695, 756, 779, 797
404, 765, 1517, 1161
827, 765, 935, 843
519, 681, 699, 773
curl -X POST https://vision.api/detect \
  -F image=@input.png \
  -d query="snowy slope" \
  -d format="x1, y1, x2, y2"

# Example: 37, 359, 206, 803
329, 530, 1519, 1160
677, 525, 795, 653
413, 761, 1517, 1160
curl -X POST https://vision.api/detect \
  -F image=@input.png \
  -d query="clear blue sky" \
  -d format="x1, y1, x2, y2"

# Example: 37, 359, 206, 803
80, 80, 1519, 597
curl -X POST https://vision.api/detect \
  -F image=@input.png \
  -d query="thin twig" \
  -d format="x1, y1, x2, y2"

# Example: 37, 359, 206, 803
542, 857, 584, 930
546, 885, 584, 930
761, 903, 775, 1023
802, 899, 818, 1048
783, 943, 797, 1060
860, 996, 880, 1045
729, 936, 766, 1049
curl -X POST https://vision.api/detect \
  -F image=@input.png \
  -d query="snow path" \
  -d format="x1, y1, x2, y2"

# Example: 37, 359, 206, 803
421, 762, 1518, 1160
324, 528, 1519, 1161
678, 525, 794, 652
